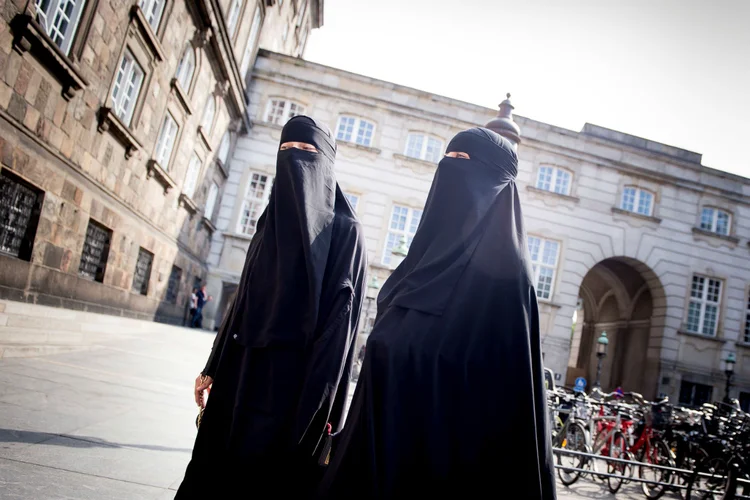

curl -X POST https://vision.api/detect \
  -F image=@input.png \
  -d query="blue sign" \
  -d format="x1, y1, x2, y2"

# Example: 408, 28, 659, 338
574, 377, 587, 393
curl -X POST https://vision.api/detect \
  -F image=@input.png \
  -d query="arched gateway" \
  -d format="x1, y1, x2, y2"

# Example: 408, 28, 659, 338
566, 257, 667, 400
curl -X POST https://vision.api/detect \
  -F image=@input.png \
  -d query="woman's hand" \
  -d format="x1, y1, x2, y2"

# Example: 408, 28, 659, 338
194, 374, 213, 408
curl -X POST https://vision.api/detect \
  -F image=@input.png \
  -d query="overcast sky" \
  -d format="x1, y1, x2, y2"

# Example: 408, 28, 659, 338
305, 0, 750, 177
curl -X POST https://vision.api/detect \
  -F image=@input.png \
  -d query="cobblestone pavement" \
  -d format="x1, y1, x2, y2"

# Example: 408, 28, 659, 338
0, 318, 667, 499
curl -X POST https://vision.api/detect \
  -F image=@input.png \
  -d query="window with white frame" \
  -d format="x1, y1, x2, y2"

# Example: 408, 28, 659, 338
154, 112, 178, 168
217, 132, 231, 165
536, 166, 572, 196
226, 0, 243, 37
204, 182, 219, 221
686, 275, 722, 337
527, 236, 560, 300
200, 98, 215, 133
264, 99, 305, 126
238, 172, 273, 235
620, 186, 654, 217
404, 133, 443, 163
744, 291, 750, 344
700, 207, 731, 236
175, 47, 195, 91
336, 116, 375, 147
239, 6, 262, 77
111, 49, 145, 127
182, 153, 202, 198
382, 205, 422, 265
35, 0, 86, 55
138, 0, 165, 32
345, 193, 359, 211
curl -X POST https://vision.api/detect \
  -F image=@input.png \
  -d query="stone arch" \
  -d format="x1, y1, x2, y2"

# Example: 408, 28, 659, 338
567, 256, 667, 399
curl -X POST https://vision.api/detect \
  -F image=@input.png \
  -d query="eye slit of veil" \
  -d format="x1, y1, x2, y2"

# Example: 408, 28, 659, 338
279, 142, 318, 152
445, 151, 470, 159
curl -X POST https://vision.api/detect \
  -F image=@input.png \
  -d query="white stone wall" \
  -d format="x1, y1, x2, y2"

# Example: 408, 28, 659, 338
207, 51, 750, 403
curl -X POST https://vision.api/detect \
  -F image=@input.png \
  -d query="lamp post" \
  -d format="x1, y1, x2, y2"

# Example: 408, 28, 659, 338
594, 331, 609, 389
364, 275, 381, 333
391, 235, 409, 268
724, 352, 736, 403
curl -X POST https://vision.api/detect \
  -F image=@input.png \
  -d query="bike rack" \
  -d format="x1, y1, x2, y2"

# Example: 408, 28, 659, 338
553, 447, 750, 498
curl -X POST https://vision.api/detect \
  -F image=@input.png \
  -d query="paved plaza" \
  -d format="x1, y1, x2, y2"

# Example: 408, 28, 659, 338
0, 312, 647, 499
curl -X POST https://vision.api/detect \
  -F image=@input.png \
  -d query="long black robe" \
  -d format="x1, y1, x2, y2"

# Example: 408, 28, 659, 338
176, 116, 367, 499
317, 128, 556, 500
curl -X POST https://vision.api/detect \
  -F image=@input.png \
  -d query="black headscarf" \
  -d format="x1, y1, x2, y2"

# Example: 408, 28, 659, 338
317, 127, 556, 500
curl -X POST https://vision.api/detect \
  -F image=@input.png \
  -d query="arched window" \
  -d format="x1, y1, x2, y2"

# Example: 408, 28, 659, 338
175, 46, 196, 91
200, 97, 216, 133
217, 132, 231, 165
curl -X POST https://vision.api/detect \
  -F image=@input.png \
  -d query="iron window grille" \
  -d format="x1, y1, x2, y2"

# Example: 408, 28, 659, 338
132, 247, 154, 295
78, 219, 112, 282
0, 169, 44, 261
166, 265, 182, 303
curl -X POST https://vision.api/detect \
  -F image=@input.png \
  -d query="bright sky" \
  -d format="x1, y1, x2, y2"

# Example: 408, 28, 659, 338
305, 0, 750, 178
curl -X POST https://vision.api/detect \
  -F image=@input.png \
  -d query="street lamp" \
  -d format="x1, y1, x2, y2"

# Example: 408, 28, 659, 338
391, 235, 409, 268
594, 331, 609, 389
363, 276, 381, 333
724, 352, 736, 403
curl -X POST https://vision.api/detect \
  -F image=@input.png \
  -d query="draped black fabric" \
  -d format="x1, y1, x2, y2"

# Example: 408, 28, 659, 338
316, 128, 557, 500
175, 116, 367, 499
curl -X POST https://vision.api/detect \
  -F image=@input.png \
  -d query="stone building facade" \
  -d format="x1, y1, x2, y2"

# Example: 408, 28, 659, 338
0, 0, 320, 326
204, 50, 750, 407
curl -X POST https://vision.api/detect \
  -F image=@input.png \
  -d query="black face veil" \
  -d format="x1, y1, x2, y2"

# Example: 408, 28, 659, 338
317, 128, 556, 500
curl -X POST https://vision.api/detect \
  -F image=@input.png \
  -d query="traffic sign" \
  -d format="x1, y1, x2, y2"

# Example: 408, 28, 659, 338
574, 377, 587, 393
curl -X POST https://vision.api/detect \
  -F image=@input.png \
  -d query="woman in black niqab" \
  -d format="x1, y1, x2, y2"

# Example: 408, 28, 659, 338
175, 116, 367, 499
316, 128, 557, 500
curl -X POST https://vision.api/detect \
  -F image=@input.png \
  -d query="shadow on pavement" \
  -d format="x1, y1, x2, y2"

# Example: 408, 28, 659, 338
0, 428, 192, 453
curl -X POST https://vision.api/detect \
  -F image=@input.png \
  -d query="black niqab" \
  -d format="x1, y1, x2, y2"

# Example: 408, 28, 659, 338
317, 128, 557, 500
176, 116, 367, 499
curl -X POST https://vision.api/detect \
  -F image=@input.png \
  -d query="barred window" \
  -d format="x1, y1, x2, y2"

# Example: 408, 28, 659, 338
166, 265, 182, 303
35, 0, 87, 55
686, 275, 722, 337
527, 236, 560, 300
0, 169, 44, 261
132, 247, 153, 295
78, 219, 111, 282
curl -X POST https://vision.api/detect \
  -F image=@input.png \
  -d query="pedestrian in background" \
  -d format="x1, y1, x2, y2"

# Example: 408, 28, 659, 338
176, 116, 367, 499
188, 288, 197, 327
317, 128, 556, 500
190, 284, 212, 329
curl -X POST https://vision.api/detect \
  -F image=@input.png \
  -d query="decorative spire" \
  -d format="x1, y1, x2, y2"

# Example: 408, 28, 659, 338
485, 93, 521, 148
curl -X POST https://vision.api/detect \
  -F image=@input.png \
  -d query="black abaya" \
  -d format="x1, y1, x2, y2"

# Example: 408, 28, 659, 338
317, 128, 557, 499
175, 116, 367, 499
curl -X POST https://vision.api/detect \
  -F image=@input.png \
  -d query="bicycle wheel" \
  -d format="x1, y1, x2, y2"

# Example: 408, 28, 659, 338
607, 431, 629, 494
677, 447, 709, 500
686, 456, 729, 500
557, 421, 589, 486
640, 438, 675, 499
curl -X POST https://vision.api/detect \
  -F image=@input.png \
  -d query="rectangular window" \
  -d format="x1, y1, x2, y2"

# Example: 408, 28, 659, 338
536, 166, 572, 196
382, 205, 422, 265
182, 153, 202, 198
111, 50, 144, 127
336, 116, 375, 147
154, 113, 178, 169
0, 169, 44, 261
240, 6, 262, 77
35, 0, 86, 55
138, 0, 165, 32
686, 275, 722, 337
132, 247, 153, 295
527, 236, 560, 300
345, 193, 359, 212
78, 219, 111, 282
166, 265, 182, 303
700, 207, 731, 236
204, 182, 219, 221
620, 187, 654, 216
740, 392, 750, 413
226, 0, 243, 37
264, 99, 305, 126
238, 172, 273, 235
404, 133, 443, 162
679, 381, 713, 407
